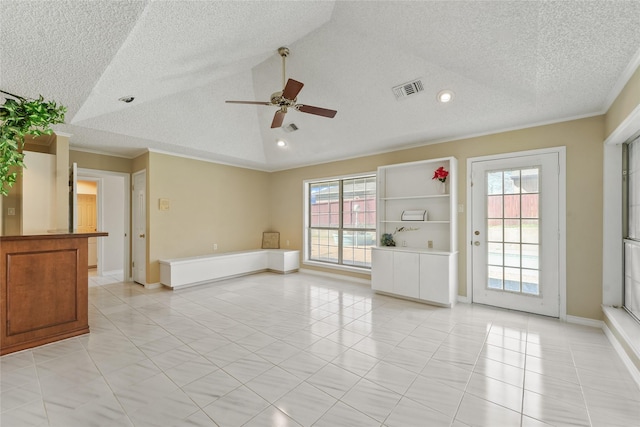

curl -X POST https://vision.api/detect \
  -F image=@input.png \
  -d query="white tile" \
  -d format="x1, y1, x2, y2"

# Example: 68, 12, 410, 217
525, 354, 579, 384
307, 363, 361, 399
163, 357, 218, 386
474, 356, 524, 387
365, 360, 418, 394
275, 382, 337, 426
245, 366, 302, 403
465, 372, 523, 412
455, 393, 522, 427
341, 378, 402, 423
278, 350, 328, 380
385, 397, 452, 427
126, 389, 200, 427
420, 358, 473, 391
313, 402, 380, 427
223, 354, 274, 383
524, 370, 585, 408
480, 343, 525, 368
243, 405, 302, 427
0, 399, 49, 426
3, 273, 639, 427
404, 373, 464, 418
182, 369, 242, 407
522, 389, 590, 426
582, 386, 640, 427
203, 385, 269, 426
254, 341, 300, 364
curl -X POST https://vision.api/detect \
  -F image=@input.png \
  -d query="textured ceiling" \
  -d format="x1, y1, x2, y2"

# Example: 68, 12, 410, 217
2, 1, 640, 171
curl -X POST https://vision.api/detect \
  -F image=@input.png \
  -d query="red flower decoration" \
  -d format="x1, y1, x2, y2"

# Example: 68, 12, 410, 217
432, 166, 449, 183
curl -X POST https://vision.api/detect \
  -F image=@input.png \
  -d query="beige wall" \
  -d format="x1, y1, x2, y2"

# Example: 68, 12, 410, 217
70, 150, 133, 174
271, 116, 605, 319
145, 152, 271, 283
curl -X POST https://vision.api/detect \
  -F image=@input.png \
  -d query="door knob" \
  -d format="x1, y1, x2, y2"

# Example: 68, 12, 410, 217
139, 233, 145, 238
474, 230, 480, 235
474, 241, 480, 246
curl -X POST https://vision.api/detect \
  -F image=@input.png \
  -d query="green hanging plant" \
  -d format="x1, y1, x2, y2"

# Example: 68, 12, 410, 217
0, 90, 67, 196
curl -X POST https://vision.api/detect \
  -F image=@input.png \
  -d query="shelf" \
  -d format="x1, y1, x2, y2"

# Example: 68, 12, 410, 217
380, 220, 450, 224
380, 195, 448, 201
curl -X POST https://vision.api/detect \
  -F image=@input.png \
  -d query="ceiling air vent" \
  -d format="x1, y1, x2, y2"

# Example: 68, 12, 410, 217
393, 79, 424, 100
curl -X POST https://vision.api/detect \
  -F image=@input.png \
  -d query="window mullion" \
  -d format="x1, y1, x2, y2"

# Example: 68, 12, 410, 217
338, 179, 344, 265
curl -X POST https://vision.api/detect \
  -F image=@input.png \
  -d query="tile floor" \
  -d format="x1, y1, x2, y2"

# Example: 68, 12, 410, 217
1, 272, 639, 427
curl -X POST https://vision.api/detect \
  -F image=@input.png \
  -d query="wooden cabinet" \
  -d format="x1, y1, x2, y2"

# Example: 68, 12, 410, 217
372, 157, 458, 306
1, 232, 106, 355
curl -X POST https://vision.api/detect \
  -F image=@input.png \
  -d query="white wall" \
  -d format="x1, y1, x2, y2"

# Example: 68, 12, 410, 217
22, 151, 56, 234
101, 175, 126, 274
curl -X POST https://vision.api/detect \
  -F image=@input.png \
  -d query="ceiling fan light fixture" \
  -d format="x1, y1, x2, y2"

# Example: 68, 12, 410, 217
437, 90, 454, 103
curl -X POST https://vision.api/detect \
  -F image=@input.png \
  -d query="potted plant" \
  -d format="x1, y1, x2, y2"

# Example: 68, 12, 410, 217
0, 90, 66, 196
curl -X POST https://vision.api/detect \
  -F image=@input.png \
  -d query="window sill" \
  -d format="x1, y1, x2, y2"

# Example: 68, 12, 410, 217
602, 306, 640, 385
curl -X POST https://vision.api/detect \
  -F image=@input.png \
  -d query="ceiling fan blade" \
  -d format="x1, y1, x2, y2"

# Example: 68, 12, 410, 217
225, 100, 272, 105
297, 104, 337, 118
282, 79, 304, 100
271, 110, 286, 128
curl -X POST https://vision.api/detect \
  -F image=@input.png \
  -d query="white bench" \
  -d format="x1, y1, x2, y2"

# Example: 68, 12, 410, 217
159, 249, 299, 290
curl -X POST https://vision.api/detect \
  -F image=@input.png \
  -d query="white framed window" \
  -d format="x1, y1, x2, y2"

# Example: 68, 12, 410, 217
304, 173, 376, 271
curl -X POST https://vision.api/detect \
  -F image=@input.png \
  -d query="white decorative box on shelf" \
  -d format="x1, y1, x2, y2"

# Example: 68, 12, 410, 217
401, 209, 427, 221
373, 156, 458, 306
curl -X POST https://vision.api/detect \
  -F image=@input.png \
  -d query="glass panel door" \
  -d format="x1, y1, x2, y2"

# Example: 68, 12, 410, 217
472, 152, 559, 317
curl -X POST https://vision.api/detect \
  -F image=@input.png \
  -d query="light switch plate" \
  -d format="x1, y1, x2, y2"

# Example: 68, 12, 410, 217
159, 198, 170, 211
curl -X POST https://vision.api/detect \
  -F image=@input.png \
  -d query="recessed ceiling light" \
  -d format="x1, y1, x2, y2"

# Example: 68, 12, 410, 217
276, 139, 287, 148
437, 90, 454, 103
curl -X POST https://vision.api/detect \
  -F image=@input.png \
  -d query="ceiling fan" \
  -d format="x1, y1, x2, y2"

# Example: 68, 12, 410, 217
226, 47, 337, 128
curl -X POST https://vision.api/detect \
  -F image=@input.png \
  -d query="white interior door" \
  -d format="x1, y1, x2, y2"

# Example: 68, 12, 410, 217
133, 171, 146, 285
471, 152, 560, 317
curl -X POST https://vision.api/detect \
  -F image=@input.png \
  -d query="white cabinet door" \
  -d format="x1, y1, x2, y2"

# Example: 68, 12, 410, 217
419, 253, 450, 304
372, 249, 394, 293
394, 252, 420, 298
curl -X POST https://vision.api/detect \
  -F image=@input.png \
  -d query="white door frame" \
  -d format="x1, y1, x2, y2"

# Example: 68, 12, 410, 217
466, 147, 567, 320
132, 170, 147, 285
78, 168, 130, 280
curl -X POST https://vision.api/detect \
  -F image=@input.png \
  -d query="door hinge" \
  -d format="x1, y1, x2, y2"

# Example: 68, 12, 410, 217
132, 261, 135, 268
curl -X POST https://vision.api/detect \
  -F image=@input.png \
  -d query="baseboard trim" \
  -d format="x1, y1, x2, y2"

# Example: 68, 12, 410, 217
298, 268, 371, 286
143, 282, 162, 290
101, 269, 124, 279
457, 295, 470, 304
566, 315, 604, 328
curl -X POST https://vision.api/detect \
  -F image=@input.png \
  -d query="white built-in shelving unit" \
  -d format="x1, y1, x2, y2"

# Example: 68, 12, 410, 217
372, 157, 458, 306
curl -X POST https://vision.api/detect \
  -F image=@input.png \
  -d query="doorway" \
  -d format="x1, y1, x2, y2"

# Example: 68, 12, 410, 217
468, 148, 566, 318
77, 181, 98, 269
77, 169, 129, 280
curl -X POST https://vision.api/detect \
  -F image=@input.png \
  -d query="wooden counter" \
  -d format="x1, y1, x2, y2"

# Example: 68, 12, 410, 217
0, 232, 107, 355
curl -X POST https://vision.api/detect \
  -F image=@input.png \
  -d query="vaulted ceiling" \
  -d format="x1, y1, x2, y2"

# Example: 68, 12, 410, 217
3, 1, 640, 171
